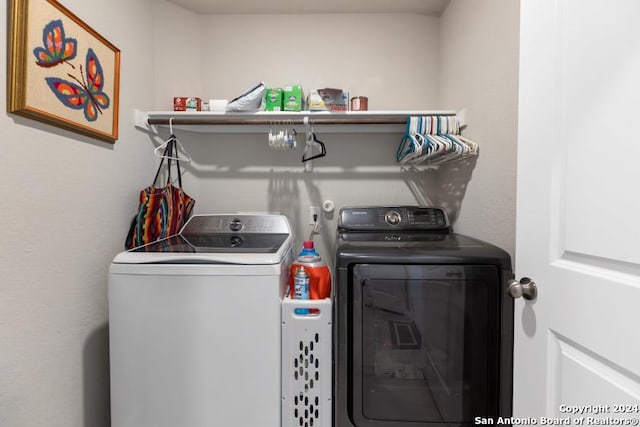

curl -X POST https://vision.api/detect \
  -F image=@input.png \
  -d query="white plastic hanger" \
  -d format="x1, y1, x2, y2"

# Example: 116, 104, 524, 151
397, 115, 479, 166
153, 117, 193, 163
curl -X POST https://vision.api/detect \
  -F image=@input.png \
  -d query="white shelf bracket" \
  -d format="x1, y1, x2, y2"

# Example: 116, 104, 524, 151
133, 109, 158, 135
456, 108, 468, 130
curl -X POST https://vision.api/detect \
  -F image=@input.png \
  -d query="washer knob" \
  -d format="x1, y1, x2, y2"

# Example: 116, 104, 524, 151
384, 210, 402, 226
229, 218, 243, 232
229, 235, 244, 248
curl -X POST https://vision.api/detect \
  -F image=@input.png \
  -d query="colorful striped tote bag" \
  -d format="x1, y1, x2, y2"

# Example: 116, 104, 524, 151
124, 137, 195, 249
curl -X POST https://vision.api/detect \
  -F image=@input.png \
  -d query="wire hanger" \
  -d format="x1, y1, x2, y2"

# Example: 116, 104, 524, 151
153, 117, 192, 163
302, 128, 326, 162
302, 132, 326, 162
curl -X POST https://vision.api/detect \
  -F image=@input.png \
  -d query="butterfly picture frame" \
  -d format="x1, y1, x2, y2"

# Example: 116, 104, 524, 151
7, 0, 120, 143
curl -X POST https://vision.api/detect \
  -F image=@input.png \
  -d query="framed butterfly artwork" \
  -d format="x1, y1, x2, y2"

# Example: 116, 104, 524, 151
7, 0, 120, 143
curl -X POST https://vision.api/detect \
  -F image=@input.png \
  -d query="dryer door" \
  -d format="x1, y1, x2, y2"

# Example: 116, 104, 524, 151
348, 264, 503, 426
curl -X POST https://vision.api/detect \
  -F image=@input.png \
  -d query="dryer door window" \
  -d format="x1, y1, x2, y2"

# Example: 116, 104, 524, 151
350, 264, 500, 426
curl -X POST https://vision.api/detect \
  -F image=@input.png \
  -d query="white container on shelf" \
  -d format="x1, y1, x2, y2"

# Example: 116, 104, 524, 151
209, 99, 228, 111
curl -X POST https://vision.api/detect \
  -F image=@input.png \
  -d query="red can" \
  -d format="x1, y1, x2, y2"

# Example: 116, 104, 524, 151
350, 96, 368, 111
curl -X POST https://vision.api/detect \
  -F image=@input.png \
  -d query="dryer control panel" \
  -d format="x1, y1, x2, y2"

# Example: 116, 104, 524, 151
338, 206, 450, 232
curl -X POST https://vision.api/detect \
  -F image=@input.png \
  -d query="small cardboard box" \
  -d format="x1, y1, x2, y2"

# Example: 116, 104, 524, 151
174, 97, 201, 111
265, 88, 283, 111
283, 85, 303, 111
317, 88, 347, 111
307, 90, 327, 111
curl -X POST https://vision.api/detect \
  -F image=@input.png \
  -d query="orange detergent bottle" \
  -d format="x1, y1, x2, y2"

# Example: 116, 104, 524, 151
289, 240, 331, 300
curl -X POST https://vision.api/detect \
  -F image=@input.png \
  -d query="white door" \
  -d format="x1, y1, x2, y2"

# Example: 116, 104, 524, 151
514, 0, 640, 421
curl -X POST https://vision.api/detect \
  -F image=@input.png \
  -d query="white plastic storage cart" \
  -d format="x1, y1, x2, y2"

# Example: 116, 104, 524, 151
282, 298, 332, 427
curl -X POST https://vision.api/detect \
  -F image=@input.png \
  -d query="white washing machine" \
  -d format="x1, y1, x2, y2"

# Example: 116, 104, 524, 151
109, 214, 294, 427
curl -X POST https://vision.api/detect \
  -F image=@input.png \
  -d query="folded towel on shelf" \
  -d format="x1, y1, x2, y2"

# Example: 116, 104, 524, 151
226, 81, 266, 112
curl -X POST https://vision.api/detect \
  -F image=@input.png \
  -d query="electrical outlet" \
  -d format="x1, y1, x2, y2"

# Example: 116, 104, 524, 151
309, 206, 320, 225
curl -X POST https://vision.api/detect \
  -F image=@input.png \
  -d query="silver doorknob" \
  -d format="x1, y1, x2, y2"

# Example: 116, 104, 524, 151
508, 277, 538, 300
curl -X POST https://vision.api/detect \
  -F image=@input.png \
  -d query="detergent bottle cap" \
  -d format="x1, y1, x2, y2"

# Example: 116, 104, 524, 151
298, 240, 320, 259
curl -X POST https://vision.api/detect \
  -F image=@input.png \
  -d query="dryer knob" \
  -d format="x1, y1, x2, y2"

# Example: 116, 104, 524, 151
229, 218, 243, 232
384, 210, 402, 226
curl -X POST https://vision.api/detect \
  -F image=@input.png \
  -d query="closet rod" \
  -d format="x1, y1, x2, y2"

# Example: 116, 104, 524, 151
146, 113, 455, 127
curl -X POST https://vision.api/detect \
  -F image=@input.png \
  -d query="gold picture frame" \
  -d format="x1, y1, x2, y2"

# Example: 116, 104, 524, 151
7, 0, 121, 143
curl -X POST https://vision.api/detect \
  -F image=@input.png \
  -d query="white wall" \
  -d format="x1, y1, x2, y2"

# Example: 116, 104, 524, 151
198, 14, 442, 110
438, 0, 520, 257
0, 1, 157, 426
152, 10, 442, 110
152, 1, 204, 107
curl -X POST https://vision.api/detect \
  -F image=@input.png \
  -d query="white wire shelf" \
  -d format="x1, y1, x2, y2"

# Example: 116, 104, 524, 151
134, 109, 459, 134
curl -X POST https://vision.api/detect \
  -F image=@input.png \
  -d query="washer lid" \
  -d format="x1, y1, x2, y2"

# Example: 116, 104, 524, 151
113, 214, 293, 264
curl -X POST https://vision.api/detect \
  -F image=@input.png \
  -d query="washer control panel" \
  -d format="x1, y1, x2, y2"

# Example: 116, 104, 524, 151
339, 206, 450, 232
182, 214, 291, 234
